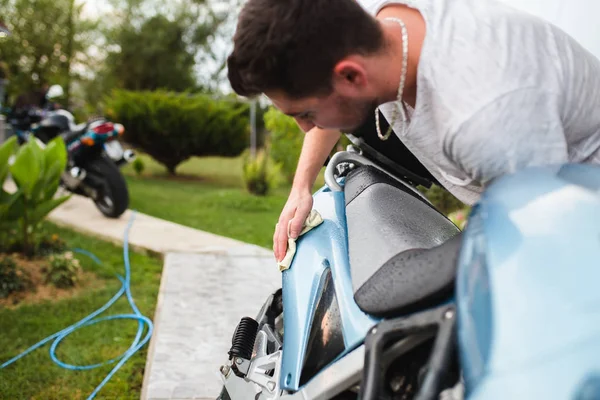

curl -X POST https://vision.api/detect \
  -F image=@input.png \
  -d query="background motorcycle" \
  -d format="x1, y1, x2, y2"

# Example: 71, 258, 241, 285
7, 84, 135, 218
216, 114, 600, 400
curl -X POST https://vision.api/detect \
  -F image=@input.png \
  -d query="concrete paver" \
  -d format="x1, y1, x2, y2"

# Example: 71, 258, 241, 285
142, 251, 280, 400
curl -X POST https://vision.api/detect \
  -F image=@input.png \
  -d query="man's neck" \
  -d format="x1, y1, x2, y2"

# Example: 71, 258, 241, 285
373, 4, 426, 108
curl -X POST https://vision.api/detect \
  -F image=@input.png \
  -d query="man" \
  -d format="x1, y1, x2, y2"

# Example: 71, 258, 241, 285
227, 0, 600, 262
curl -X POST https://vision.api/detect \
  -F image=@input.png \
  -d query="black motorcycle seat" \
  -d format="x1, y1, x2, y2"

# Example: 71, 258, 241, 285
354, 233, 463, 317
344, 166, 460, 296
344, 164, 426, 207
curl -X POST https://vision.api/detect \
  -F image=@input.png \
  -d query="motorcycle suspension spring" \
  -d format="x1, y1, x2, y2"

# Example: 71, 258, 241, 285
229, 317, 259, 360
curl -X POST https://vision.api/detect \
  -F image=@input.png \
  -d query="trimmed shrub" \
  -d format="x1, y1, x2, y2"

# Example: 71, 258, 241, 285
105, 90, 250, 175
132, 157, 145, 176
264, 107, 304, 183
242, 149, 281, 196
264, 107, 356, 184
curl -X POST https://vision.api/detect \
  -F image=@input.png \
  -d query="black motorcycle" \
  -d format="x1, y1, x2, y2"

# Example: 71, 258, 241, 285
8, 85, 134, 218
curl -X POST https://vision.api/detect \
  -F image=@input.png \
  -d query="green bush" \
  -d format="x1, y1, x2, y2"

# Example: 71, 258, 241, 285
0, 256, 30, 298
264, 107, 354, 184
420, 184, 465, 216
105, 90, 250, 175
242, 149, 281, 196
43, 251, 81, 289
0, 136, 70, 256
264, 107, 304, 183
132, 157, 145, 176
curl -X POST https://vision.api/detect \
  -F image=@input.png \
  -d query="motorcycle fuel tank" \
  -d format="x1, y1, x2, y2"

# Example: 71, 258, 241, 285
456, 164, 600, 400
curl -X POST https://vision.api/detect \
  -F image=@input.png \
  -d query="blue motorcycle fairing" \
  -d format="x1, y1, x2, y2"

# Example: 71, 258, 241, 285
456, 164, 600, 399
281, 186, 380, 391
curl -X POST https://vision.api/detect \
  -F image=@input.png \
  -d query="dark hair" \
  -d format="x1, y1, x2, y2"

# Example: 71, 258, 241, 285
227, 0, 385, 99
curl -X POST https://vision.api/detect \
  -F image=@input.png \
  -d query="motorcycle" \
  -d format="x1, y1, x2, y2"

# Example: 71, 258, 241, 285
216, 115, 600, 399
7, 85, 135, 218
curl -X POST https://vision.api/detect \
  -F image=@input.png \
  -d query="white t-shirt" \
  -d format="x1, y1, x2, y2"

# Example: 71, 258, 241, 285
358, 0, 600, 205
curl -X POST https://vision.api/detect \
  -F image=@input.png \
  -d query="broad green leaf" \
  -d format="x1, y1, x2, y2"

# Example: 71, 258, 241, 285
43, 137, 68, 186
29, 195, 71, 225
0, 190, 21, 221
9, 141, 44, 198
0, 136, 18, 185
32, 137, 68, 202
42, 180, 61, 203
30, 140, 51, 201
4, 190, 25, 221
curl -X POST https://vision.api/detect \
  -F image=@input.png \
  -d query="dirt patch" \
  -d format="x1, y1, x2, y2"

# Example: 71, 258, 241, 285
0, 254, 106, 309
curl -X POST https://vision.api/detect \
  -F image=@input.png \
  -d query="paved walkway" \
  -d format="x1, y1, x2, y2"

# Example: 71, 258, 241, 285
144, 252, 279, 400
42, 194, 281, 400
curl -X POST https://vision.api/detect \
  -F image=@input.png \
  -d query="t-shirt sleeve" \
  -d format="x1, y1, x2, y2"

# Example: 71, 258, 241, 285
442, 88, 569, 186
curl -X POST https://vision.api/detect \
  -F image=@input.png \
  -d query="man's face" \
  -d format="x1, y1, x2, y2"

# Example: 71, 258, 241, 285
267, 87, 377, 134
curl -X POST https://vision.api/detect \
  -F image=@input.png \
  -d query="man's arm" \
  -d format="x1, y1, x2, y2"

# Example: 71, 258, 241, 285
443, 88, 568, 186
273, 127, 340, 262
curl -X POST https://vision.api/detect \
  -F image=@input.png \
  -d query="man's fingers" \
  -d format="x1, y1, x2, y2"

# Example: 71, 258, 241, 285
275, 209, 295, 261
289, 215, 305, 239
273, 224, 280, 260
289, 202, 311, 239
276, 223, 289, 261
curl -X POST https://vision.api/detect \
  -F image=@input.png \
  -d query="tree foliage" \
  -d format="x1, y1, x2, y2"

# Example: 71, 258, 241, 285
0, 0, 95, 105
101, 0, 224, 93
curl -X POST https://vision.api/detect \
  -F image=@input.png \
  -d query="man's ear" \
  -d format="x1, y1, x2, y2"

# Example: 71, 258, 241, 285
332, 59, 367, 94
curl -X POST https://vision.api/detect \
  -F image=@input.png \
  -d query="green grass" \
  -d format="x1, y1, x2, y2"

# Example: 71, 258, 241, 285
122, 153, 325, 249
122, 153, 244, 187
126, 176, 288, 249
0, 223, 163, 400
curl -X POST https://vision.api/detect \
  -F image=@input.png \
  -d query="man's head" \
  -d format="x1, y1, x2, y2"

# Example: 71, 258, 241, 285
227, 0, 387, 132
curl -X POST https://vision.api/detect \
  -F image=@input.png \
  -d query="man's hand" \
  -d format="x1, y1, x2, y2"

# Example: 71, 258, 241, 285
274, 189, 314, 262
271, 126, 340, 262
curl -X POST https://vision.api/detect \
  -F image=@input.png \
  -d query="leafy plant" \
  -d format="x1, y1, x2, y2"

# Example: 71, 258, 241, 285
263, 107, 351, 184
242, 150, 281, 196
132, 157, 145, 176
0, 256, 30, 298
105, 90, 250, 175
0, 136, 71, 256
264, 107, 304, 184
0, 136, 20, 250
420, 184, 465, 216
43, 251, 81, 289
37, 232, 68, 256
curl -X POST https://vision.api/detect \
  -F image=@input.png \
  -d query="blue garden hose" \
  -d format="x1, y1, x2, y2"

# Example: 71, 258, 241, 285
0, 211, 154, 400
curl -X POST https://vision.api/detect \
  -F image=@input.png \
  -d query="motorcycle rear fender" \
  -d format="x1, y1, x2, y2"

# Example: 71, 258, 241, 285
281, 185, 379, 391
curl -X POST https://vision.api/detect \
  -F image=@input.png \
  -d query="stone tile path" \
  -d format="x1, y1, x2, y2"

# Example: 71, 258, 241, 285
142, 252, 280, 400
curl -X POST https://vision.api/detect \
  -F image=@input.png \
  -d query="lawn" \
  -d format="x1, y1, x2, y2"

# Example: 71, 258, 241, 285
122, 153, 325, 249
0, 223, 163, 400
